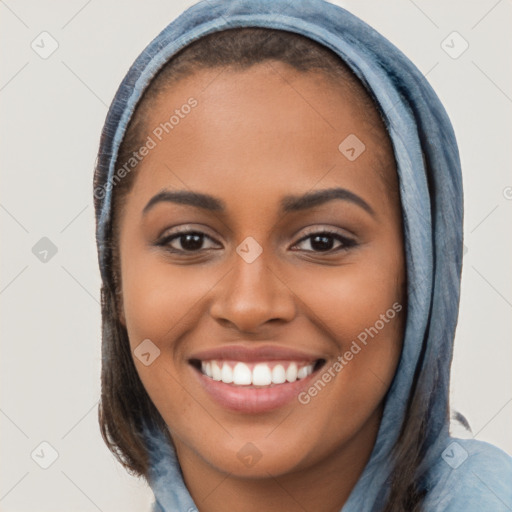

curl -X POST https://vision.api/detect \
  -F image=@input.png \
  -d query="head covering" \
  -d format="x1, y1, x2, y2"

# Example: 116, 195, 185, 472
93, 0, 512, 510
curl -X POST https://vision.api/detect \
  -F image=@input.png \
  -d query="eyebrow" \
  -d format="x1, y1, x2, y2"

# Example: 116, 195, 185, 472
142, 187, 375, 217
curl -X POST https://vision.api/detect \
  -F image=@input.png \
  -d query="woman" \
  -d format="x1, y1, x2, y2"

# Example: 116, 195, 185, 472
93, 0, 512, 510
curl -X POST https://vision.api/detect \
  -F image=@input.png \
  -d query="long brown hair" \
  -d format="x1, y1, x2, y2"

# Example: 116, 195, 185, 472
95, 27, 426, 511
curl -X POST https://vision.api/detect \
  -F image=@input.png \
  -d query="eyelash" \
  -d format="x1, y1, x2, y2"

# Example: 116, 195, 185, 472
155, 227, 357, 255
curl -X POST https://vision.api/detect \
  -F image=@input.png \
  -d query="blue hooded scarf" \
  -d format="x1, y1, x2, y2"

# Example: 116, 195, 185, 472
93, 0, 512, 510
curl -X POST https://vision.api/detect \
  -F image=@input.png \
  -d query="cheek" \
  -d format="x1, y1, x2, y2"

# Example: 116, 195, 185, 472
287, 246, 405, 424
119, 255, 220, 430
289, 244, 404, 347
121, 254, 218, 351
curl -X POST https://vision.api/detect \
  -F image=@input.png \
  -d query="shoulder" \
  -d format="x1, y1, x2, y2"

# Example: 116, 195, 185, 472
423, 437, 512, 511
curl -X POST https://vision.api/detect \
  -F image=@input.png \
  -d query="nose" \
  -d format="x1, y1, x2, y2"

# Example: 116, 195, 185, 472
209, 251, 297, 334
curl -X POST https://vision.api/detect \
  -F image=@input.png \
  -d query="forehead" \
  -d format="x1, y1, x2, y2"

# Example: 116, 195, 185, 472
126, 63, 396, 213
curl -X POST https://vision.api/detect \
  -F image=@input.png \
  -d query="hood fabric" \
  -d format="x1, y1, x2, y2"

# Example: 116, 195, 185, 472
93, 1, 512, 510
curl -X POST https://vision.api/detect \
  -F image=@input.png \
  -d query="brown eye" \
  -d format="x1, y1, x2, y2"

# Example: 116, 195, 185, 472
292, 231, 356, 253
157, 231, 221, 253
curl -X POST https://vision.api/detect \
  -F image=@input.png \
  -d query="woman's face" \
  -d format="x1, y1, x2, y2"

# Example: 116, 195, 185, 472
117, 62, 406, 480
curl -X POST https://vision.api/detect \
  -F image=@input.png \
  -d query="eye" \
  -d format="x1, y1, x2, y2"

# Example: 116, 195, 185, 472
155, 227, 357, 255
291, 230, 357, 253
156, 230, 221, 253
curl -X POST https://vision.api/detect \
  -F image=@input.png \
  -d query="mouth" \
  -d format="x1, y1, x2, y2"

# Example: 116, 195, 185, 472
188, 353, 327, 414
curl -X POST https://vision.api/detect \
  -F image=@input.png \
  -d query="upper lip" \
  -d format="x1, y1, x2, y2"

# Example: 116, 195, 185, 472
188, 344, 324, 363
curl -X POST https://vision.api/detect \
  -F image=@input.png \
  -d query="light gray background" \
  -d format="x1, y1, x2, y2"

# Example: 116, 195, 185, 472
1, 0, 511, 510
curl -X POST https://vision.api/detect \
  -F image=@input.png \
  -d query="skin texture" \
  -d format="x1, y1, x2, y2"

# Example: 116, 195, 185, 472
117, 62, 406, 512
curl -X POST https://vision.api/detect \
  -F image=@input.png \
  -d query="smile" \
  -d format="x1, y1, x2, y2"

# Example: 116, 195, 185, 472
188, 346, 327, 413
198, 359, 322, 387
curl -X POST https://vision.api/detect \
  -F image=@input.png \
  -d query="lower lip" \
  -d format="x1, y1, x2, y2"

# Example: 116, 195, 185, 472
192, 364, 322, 413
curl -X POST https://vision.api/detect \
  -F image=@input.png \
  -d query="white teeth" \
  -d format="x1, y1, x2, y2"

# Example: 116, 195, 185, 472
204, 361, 212, 378
199, 360, 316, 386
297, 366, 308, 379
252, 363, 272, 386
211, 361, 222, 381
221, 362, 233, 384
233, 362, 252, 385
285, 362, 298, 382
271, 364, 286, 384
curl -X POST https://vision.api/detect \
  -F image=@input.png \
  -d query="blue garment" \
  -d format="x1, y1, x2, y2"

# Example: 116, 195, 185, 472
93, 0, 512, 510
